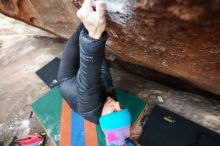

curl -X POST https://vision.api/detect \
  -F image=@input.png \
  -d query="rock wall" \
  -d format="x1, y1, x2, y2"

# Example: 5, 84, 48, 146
0, 0, 220, 96
0, 0, 80, 38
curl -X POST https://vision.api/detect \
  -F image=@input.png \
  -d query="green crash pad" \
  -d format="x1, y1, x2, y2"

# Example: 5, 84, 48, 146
32, 86, 146, 146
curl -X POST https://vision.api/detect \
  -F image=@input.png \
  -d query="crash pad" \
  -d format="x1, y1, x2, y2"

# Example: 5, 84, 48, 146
32, 86, 146, 146
36, 57, 60, 88
139, 105, 220, 146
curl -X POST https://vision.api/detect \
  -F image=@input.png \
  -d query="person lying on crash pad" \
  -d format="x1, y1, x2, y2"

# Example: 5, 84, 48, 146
58, 0, 134, 145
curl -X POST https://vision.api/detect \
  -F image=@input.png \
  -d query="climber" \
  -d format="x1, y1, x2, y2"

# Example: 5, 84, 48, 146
58, 0, 134, 145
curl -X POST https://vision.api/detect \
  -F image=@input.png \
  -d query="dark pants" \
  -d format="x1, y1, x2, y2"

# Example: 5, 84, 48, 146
58, 23, 113, 123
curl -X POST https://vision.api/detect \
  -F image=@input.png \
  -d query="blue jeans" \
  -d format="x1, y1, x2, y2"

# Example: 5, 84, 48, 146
58, 23, 113, 123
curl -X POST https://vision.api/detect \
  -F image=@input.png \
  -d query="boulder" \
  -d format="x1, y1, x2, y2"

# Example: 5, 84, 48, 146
0, 0, 80, 39
0, 0, 220, 95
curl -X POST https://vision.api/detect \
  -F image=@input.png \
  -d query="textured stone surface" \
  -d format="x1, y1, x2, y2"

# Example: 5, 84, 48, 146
0, 13, 61, 146
110, 63, 220, 144
0, 0, 80, 39
0, 0, 220, 95
0, 13, 219, 145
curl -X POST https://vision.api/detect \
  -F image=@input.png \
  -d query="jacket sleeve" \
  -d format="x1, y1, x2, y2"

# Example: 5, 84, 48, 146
76, 28, 108, 123
101, 57, 113, 89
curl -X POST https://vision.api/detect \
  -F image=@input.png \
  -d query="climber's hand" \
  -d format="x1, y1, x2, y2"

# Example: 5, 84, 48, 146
77, 0, 106, 39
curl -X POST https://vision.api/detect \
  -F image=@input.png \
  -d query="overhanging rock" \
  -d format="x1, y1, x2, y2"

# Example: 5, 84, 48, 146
0, 0, 80, 39
0, 0, 220, 96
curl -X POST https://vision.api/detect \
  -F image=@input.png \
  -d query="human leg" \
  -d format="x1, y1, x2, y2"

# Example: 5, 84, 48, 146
58, 0, 108, 123
58, 23, 84, 111
58, 23, 84, 81
58, 23, 109, 123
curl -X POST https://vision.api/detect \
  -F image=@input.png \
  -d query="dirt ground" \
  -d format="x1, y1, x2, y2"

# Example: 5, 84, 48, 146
0, 13, 219, 146
0, 14, 63, 145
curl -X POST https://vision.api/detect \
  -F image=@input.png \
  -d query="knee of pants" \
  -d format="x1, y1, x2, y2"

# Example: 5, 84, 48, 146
59, 78, 77, 97
78, 98, 102, 122
58, 80, 78, 110
78, 108, 100, 124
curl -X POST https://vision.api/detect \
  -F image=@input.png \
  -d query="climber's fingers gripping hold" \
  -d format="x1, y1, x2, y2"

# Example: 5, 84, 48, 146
77, 0, 107, 39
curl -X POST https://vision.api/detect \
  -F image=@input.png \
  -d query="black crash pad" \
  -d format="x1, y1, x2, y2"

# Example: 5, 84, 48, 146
36, 57, 60, 88
139, 105, 220, 146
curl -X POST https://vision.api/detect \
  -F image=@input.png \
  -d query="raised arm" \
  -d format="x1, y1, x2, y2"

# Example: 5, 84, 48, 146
75, 0, 108, 123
